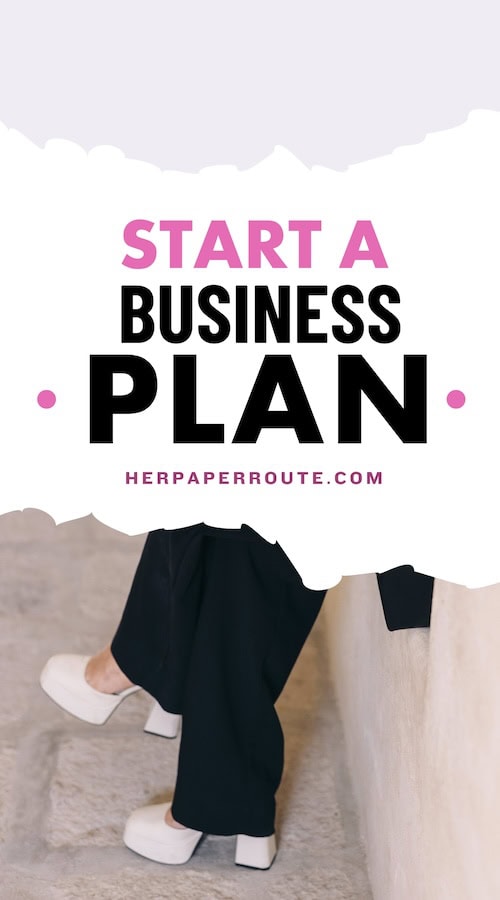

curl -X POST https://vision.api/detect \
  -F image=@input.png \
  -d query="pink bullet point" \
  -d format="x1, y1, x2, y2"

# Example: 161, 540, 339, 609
447, 390, 466, 409
37, 390, 57, 409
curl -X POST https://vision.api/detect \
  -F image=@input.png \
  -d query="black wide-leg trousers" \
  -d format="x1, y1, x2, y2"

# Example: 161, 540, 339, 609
111, 524, 325, 837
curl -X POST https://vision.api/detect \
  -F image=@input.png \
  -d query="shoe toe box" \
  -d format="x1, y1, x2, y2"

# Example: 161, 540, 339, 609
123, 803, 203, 865
40, 654, 116, 724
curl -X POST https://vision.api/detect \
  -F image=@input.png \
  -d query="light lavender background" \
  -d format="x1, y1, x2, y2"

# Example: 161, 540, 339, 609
1, 0, 498, 170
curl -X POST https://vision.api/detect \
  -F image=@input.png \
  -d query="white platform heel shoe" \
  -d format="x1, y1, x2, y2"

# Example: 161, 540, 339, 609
40, 654, 181, 737
123, 802, 277, 869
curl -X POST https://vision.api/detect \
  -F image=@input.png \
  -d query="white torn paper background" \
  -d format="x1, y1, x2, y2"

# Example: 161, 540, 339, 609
0, 111, 497, 589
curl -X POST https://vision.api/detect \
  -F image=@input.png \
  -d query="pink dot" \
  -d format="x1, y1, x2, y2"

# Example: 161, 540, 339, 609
447, 390, 466, 409
37, 390, 56, 409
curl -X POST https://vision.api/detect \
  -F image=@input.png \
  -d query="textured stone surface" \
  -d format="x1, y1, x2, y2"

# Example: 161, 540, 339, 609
47, 734, 179, 848
0, 745, 16, 841
0, 511, 372, 898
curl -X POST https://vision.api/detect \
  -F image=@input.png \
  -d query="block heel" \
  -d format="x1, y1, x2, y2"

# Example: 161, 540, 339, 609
143, 701, 181, 738
235, 833, 277, 869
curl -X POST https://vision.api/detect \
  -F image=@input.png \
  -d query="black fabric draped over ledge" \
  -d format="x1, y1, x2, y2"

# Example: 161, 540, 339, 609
377, 566, 434, 631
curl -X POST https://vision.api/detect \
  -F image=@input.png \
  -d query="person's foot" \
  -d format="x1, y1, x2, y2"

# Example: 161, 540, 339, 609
85, 646, 134, 695
165, 806, 187, 829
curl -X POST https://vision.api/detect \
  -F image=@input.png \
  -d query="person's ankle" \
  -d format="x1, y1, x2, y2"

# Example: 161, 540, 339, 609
165, 806, 187, 830
85, 646, 133, 694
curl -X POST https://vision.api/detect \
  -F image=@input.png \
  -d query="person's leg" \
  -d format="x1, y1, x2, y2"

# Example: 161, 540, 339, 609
83, 526, 206, 702
57, 523, 324, 840
110, 525, 206, 714
170, 527, 325, 837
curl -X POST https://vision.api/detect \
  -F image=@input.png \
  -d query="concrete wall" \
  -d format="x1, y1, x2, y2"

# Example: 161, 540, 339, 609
324, 575, 500, 900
